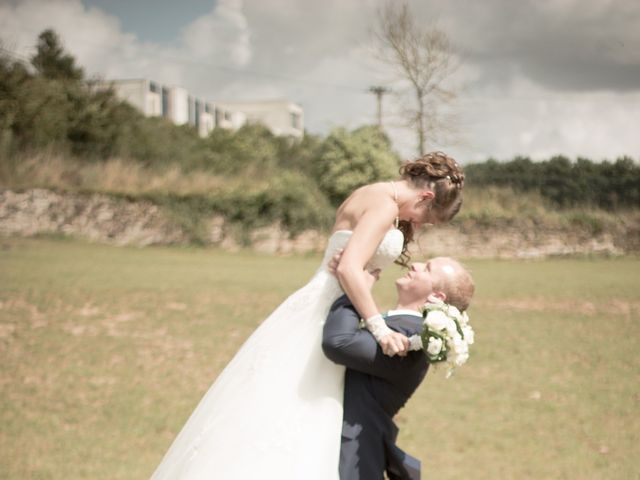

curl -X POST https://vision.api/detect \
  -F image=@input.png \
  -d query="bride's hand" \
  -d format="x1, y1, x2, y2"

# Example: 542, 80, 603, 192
366, 313, 410, 357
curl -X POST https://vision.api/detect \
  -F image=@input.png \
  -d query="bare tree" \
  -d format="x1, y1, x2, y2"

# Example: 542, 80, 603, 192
372, 2, 458, 155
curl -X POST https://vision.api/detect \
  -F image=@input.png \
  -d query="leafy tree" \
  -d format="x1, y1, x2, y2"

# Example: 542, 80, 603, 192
465, 155, 640, 209
65, 86, 146, 159
31, 29, 83, 81
1, 46, 78, 152
196, 123, 280, 174
314, 125, 400, 206
0, 49, 31, 152
574, 157, 601, 206
275, 131, 323, 177
544, 156, 575, 206
607, 156, 640, 208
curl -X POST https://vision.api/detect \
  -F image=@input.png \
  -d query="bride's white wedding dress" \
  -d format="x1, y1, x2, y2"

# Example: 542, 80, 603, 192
151, 229, 404, 479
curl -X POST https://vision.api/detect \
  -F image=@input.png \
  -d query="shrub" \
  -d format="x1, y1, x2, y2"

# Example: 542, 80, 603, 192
314, 125, 400, 206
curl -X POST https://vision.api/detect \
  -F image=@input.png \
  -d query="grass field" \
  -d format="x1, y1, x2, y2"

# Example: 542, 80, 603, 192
1, 237, 639, 479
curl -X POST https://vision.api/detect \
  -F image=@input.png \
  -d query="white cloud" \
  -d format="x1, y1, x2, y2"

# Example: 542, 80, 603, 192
0, 0, 177, 81
181, 0, 252, 66
448, 74, 640, 162
0, 0, 255, 86
1, 0, 638, 162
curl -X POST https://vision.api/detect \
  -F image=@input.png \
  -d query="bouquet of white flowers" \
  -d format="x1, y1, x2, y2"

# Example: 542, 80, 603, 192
408, 301, 474, 378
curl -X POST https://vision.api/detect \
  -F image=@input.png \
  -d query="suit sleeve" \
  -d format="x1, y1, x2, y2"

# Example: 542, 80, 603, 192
322, 295, 409, 383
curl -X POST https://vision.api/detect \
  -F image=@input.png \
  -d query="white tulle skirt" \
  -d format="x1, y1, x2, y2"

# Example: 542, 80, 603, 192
151, 268, 345, 479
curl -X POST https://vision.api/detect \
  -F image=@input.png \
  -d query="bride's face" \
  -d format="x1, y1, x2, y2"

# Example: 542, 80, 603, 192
400, 190, 436, 228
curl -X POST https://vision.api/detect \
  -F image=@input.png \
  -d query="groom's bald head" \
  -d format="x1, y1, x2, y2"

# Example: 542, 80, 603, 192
430, 257, 474, 311
395, 257, 474, 311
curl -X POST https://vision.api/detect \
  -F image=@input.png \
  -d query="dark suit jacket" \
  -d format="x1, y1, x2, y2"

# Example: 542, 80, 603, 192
322, 295, 428, 480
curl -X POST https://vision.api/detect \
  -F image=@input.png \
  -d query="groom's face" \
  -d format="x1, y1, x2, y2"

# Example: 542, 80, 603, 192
395, 257, 455, 302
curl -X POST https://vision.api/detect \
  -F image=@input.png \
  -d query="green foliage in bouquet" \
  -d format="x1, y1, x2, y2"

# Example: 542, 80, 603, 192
420, 326, 448, 363
418, 303, 473, 376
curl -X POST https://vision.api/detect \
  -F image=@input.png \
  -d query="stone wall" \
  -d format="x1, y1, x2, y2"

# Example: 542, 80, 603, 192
0, 189, 187, 246
1, 189, 635, 257
416, 225, 624, 258
0, 189, 325, 254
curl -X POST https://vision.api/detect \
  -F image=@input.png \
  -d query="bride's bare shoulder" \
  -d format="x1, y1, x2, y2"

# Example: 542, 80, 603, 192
333, 182, 396, 231
344, 182, 390, 203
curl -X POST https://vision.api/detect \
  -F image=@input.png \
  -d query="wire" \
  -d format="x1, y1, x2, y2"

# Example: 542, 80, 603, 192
3, 40, 639, 104
0, 46, 32, 64
3, 35, 366, 94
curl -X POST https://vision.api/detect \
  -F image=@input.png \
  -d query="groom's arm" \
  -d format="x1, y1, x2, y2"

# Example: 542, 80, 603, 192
322, 295, 408, 383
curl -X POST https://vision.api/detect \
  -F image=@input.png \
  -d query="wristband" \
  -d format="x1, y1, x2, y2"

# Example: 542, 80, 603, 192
408, 334, 423, 351
365, 313, 393, 343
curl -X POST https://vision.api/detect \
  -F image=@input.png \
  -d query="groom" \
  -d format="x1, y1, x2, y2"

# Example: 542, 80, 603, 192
323, 257, 474, 480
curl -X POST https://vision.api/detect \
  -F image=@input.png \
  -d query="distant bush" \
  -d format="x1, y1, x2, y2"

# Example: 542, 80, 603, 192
465, 155, 640, 209
314, 125, 400, 206
212, 171, 334, 234
139, 171, 334, 243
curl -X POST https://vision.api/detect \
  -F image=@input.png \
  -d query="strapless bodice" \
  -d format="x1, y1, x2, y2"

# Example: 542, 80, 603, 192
320, 229, 404, 272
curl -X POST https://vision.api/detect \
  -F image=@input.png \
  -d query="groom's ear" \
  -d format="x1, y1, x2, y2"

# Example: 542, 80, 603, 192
427, 292, 446, 303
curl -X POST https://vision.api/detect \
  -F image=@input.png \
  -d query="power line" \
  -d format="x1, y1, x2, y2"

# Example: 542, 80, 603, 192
3, 41, 639, 105
0, 46, 32, 65
6, 37, 366, 94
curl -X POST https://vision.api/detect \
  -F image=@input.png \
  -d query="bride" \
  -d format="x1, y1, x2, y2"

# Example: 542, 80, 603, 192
151, 152, 465, 479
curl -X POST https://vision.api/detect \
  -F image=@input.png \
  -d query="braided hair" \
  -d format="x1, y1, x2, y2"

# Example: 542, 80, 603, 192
396, 151, 465, 267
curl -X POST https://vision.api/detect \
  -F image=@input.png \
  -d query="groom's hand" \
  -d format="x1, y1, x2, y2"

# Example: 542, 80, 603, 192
329, 251, 406, 355
327, 249, 343, 275
380, 332, 410, 357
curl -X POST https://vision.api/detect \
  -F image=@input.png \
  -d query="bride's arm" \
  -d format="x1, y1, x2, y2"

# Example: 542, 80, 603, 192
322, 294, 405, 382
335, 206, 409, 356
335, 207, 391, 319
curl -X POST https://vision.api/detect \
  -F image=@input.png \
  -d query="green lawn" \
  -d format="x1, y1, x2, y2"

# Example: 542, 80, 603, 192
1, 237, 638, 479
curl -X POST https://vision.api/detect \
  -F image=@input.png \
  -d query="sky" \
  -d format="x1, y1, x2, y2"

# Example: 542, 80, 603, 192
1, 0, 639, 163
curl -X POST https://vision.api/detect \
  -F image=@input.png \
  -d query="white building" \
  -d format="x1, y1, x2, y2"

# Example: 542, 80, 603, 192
96, 78, 162, 117
96, 79, 303, 140
199, 102, 216, 138
164, 86, 189, 125
213, 107, 247, 131
215, 100, 304, 139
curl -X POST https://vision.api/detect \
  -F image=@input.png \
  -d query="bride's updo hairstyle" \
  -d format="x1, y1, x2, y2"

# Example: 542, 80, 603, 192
396, 151, 465, 266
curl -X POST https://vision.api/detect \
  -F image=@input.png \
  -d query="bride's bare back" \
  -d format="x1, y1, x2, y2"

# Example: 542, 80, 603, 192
332, 182, 398, 233
326, 182, 402, 325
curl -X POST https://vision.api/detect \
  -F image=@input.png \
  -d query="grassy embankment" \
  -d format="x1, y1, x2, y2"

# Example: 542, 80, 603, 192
2, 153, 635, 244
1, 237, 638, 479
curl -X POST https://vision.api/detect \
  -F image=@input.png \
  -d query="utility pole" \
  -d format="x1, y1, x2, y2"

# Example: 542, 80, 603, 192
368, 86, 390, 129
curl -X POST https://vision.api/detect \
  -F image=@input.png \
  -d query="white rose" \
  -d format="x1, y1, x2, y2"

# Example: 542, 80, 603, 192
426, 337, 444, 356
462, 326, 475, 345
425, 310, 449, 331
454, 351, 469, 366
445, 319, 459, 337
461, 311, 470, 325
447, 305, 462, 321
450, 336, 468, 354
